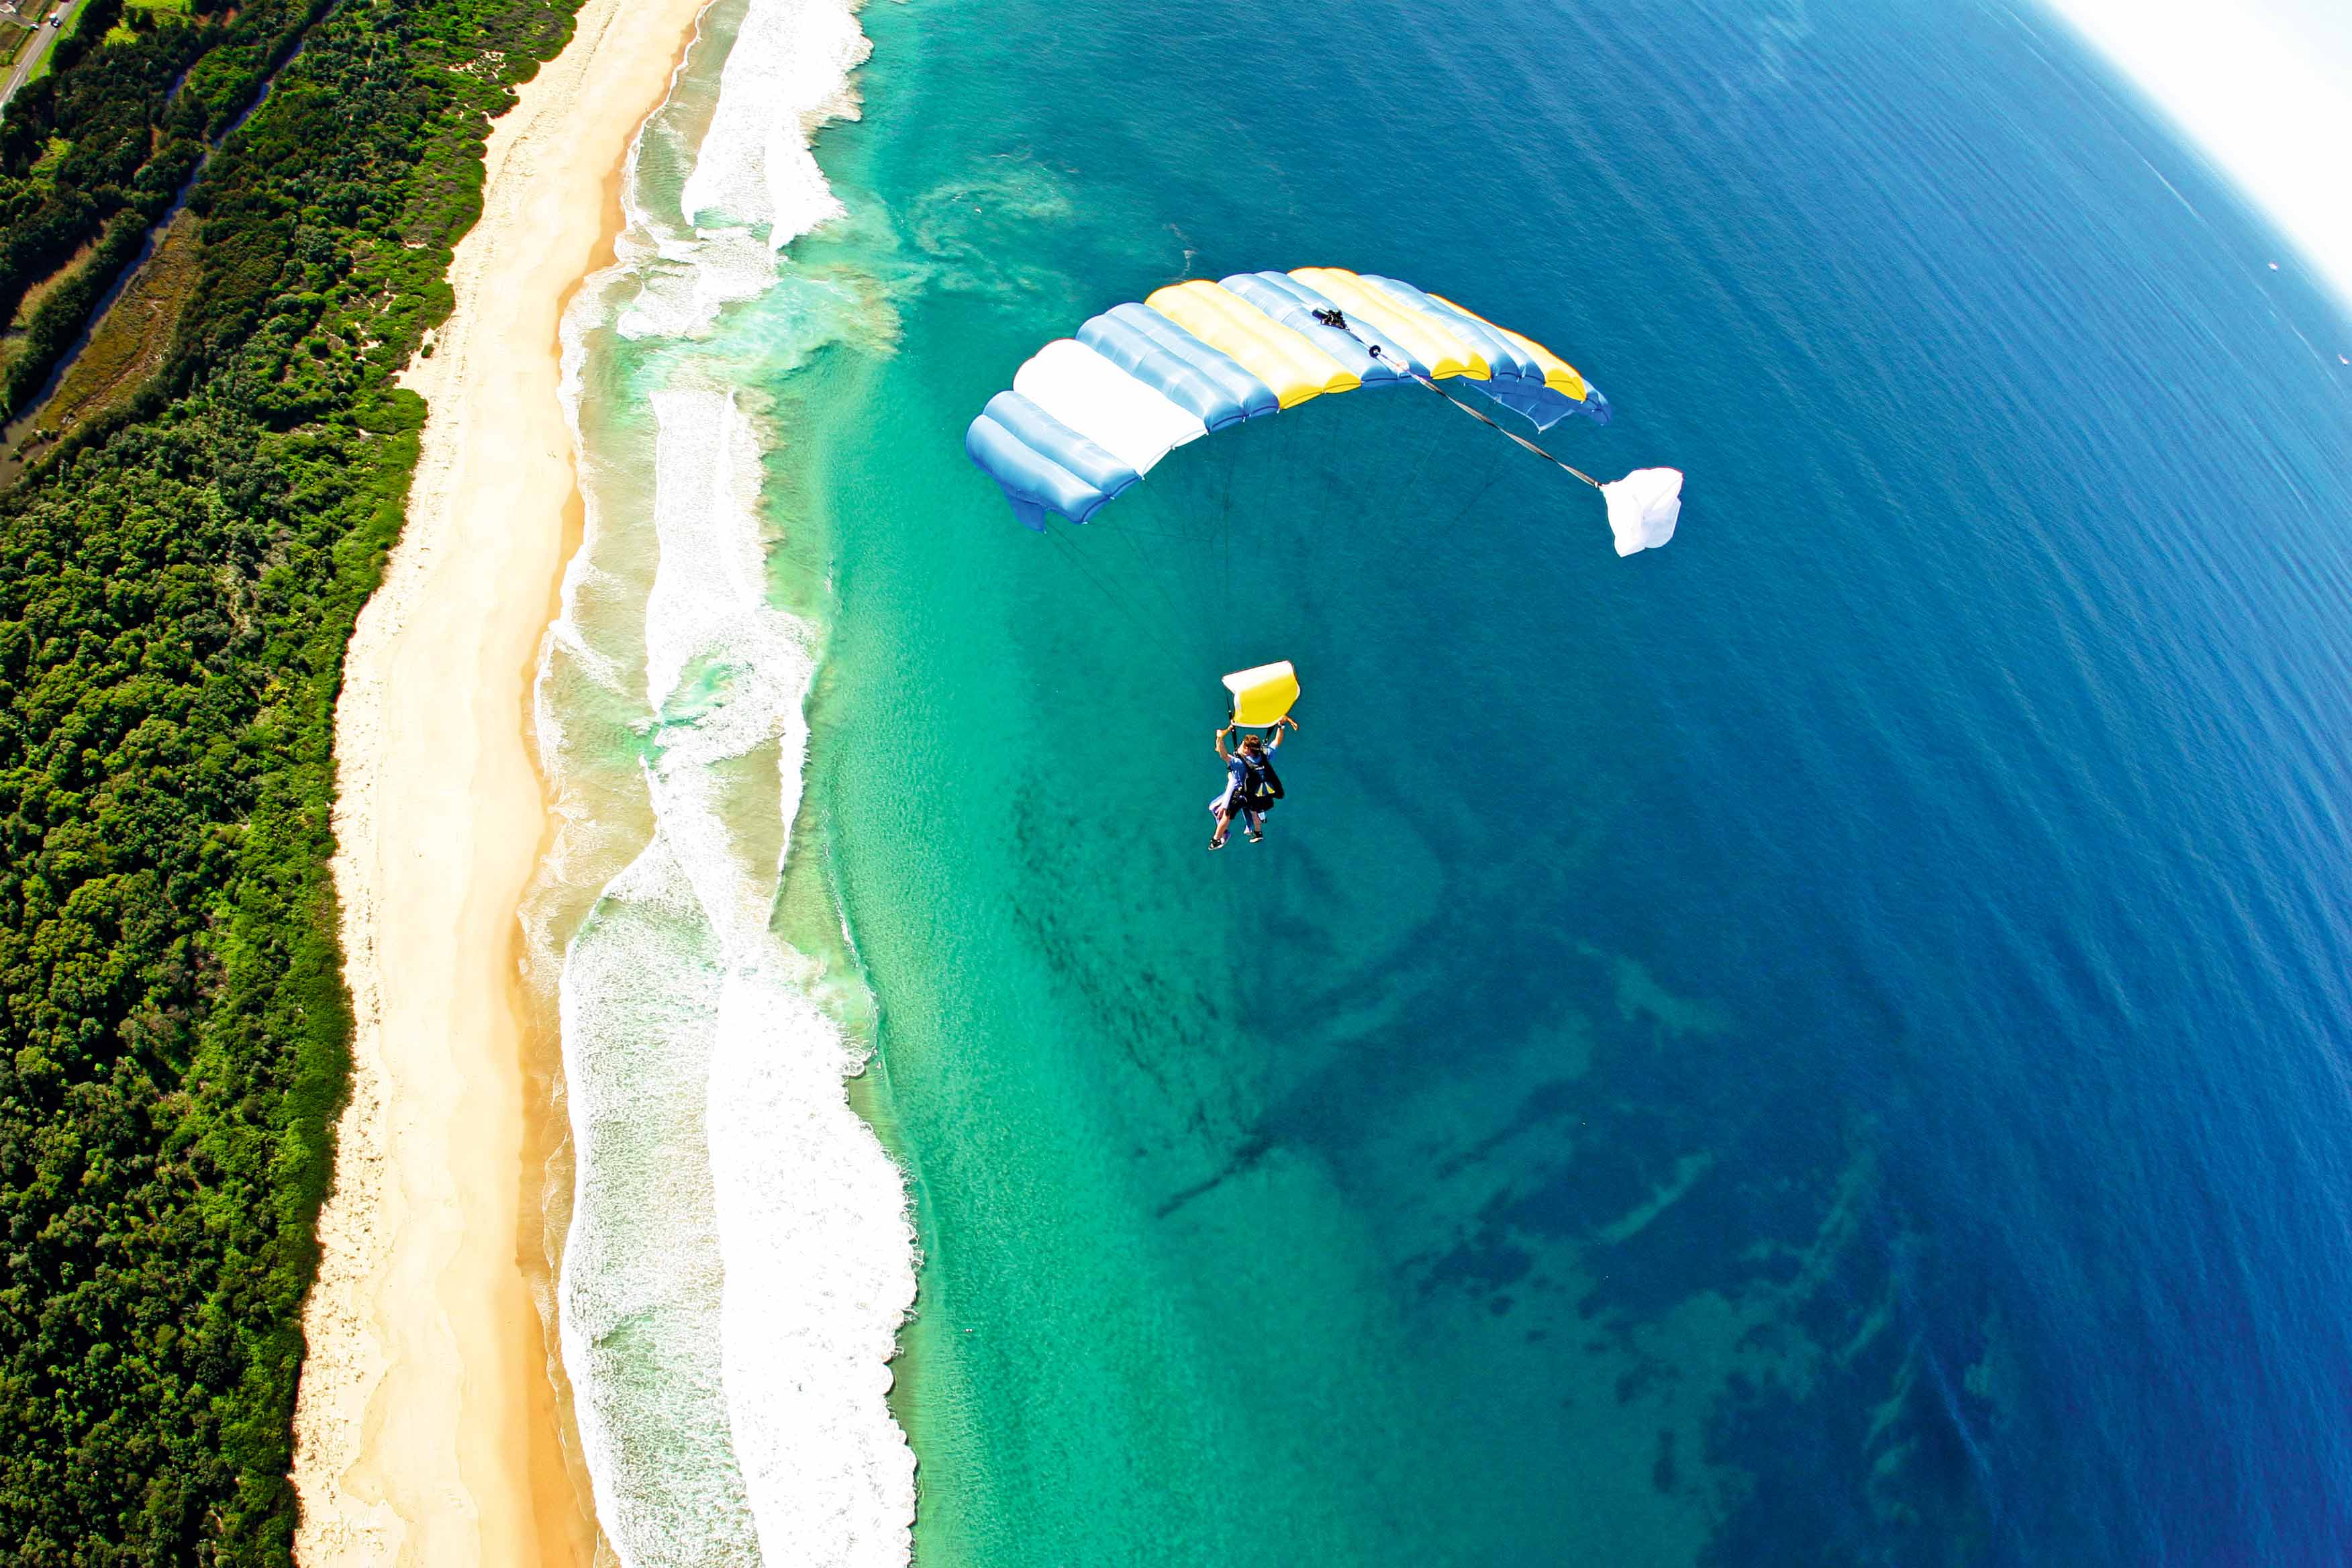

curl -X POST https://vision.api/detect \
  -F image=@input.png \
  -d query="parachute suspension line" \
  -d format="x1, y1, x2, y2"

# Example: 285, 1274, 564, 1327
1220, 475, 1232, 622
1110, 513, 1197, 644
1402, 359, 1604, 488
1217, 432, 1234, 623
1155, 472, 1213, 633
1042, 522, 1187, 667
1324, 317, 1606, 491
1436, 467, 1512, 536
1386, 392, 1463, 521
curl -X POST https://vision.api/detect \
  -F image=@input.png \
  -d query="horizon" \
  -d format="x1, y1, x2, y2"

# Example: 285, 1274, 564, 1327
2039, 0, 2352, 317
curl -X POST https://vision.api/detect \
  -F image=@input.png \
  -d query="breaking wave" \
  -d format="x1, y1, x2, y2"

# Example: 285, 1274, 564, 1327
530, 0, 915, 1562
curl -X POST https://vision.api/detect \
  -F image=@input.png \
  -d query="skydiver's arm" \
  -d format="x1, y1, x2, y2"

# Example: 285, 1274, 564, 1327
1215, 725, 1234, 758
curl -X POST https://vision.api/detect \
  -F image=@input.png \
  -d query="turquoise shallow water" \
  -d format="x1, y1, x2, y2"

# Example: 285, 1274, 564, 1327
693, 0, 2352, 1559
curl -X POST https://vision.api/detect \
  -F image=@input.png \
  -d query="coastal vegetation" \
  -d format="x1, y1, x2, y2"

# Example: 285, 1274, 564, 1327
0, 0, 576, 1555
0, 0, 305, 411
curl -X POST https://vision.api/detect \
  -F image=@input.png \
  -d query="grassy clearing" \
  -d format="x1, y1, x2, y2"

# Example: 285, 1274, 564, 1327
107, 0, 187, 44
11, 212, 197, 454
22, 132, 67, 185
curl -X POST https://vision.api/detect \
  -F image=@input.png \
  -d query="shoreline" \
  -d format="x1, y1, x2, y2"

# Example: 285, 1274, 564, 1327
516, 0, 923, 1547
289, 0, 711, 1559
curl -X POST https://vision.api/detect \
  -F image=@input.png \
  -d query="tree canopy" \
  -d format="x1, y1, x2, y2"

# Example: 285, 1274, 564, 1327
0, 0, 576, 1557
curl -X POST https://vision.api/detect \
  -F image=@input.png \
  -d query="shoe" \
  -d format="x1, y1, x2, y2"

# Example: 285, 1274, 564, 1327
1208, 837, 1227, 851
1244, 830, 1263, 843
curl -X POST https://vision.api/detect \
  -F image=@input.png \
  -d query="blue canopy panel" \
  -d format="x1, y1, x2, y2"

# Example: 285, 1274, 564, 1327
1365, 275, 1612, 430
1217, 272, 1412, 387
1482, 382, 1579, 430
966, 390, 1141, 530
1076, 303, 1279, 430
1365, 275, 1534, 381
1366, 273, 1561, 424
1488, 372, 1610, 428
967, 271, 1616, 526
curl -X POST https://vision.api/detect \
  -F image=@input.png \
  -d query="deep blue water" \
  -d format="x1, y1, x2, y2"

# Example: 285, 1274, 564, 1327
783, 0, 2352, 1559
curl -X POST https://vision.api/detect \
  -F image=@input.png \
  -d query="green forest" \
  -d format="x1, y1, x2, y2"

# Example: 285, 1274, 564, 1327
0, 0, 577, 1555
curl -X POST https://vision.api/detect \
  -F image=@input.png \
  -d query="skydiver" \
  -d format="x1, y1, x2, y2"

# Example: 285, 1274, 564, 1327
1312, 307, 1349, 330
1209, 718, 1296, 850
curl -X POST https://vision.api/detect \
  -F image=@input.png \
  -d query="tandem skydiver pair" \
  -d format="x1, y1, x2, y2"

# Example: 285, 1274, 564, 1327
1209, 718, 1295, 850
960, 266, 1686, 852
1208, 660, 1299, 850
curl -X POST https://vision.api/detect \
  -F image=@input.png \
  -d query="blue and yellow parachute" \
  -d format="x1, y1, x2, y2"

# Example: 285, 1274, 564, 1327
965, 267, 1613, 532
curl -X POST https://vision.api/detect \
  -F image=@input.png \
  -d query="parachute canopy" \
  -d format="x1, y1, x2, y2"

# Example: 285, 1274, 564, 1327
967, 268, 1612, 531
1222, 660, 1300, 728
1602, 469, 1685, 556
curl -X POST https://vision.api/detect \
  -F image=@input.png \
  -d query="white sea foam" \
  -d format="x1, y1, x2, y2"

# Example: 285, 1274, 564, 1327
617, 0, 871, 339
643, 387, 775, 714
642, 385, 919, 1560
617, 225, 781, 342
536, 0, 914, 1561
679, 0, 870, 244
556, 835, 765, 1567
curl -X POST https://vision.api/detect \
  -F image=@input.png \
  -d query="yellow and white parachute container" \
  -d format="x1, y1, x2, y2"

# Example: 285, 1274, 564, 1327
1222, 661, 1300, 728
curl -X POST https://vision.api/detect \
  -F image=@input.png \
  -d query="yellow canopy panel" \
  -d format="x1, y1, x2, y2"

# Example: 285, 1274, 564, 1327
1147, 281, 1358, 408
1427, 291, 1587, 400
1289, 267, 1491, 381
967, 267, 1614, 532
1223, 660, 1300, 726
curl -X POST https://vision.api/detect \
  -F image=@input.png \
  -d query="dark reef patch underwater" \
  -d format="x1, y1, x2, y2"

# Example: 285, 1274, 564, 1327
769, 0, 2352, 1560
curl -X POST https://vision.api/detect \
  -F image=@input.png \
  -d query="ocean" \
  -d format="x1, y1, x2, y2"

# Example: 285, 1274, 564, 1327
532, 0, 2352, 1562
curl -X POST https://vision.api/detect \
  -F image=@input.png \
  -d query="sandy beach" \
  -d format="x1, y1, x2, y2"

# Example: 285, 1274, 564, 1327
290, 0, 708, 1560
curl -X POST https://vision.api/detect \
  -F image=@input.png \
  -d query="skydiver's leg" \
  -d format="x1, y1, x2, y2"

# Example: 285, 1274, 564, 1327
1210, 803, 1233, 850
1242, 803, 1265, 842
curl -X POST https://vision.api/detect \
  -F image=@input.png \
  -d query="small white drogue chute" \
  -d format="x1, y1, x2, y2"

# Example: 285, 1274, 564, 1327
1602, 468, 1685, 556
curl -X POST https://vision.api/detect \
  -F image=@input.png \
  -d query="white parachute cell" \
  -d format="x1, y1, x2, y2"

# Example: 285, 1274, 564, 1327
1602, 468, 1684, 556
1013, 340, 1210, 476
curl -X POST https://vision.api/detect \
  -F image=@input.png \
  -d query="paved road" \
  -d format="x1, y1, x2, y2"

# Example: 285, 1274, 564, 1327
0, 5, 73, 117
